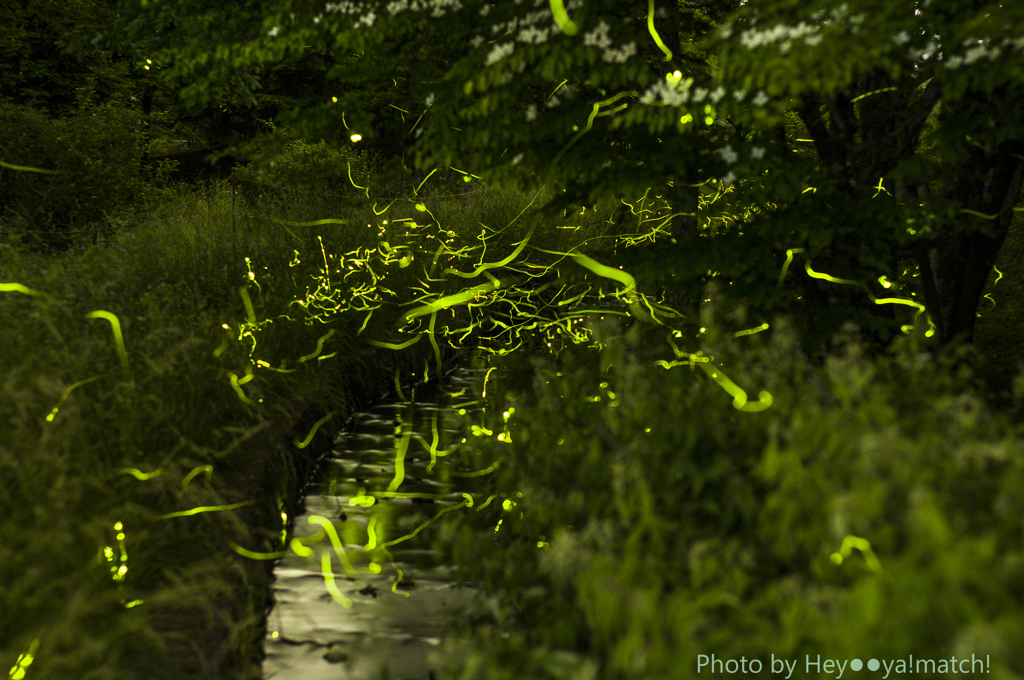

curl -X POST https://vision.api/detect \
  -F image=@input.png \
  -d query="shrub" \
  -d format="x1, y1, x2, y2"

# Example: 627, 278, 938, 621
232, 139, 374, 206
436, 315, 1024, 679
0, 101, 144, 253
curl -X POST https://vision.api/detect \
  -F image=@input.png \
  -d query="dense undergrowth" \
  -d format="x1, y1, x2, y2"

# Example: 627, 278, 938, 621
2, 137, 1023, 679
0, 151, 634, 679
436, 312, 1024, 679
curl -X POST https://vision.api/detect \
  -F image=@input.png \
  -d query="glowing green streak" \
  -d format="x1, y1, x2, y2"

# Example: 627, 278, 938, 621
321, 550, 353, 608
402, 277, 511, 322
294, 410, 338, 449
548, 0, 578, 35
85, 310, 130, 380
238, 287, 256, 325
451, 460, 501, 477
394, 368, 408, 402
444, 225, 536, 279
274, 217, 349, 227
804, 261, 864, 288
733, 323, 769, 338
157, 500, 254, 520
993, 266, 1004, 285
367, 336, 421, 350
552, 93, 635, 168
475, 494, 498, 511
46, 372, 114, 422
482, 366, 496, 399
388, 420, 411, 492
777, 248, 805, 286
380, 494, 473, 549
428, 312, 442, 377
647, 0, 673, 60
299, 329, 336, 362
229, 372, 255, 406
8, 637, 40, 680
696, 360, 773, 412
1, 160, 58, 173
829, 534, 882, 572
118, 467, 164, 481
571, 254, 637, 296
289, 527, 327, 558
959, 208, 1001, 220
308, 515, 357, 575
850, 86, 898, 103
375, 491, 449, 500
0, 281, 54, 303
229, 541, 286, 560
366, 515, 379, 551
181, 465, 213, 493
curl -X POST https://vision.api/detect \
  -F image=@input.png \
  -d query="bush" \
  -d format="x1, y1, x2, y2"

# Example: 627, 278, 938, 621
232, 139, 375, 206
0, 101, 144, 253
435, 315, 1024, 679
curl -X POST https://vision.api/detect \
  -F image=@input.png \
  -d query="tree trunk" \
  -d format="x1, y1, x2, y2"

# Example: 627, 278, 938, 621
915, 145, 1024, 345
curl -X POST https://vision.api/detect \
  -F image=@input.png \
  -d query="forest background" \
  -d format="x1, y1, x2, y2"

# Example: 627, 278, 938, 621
3, 0, 1024, 678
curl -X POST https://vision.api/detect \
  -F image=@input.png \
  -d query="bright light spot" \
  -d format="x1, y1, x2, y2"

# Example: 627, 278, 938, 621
332, 96, 338, 102
350, 134, 362, 142
272, 631, 279, 638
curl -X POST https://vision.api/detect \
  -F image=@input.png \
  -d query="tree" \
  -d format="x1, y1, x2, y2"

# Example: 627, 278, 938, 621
114, 0, 1024, 357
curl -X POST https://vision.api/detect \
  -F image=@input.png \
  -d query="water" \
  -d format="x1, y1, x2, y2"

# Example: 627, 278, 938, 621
263, 367, 493, 680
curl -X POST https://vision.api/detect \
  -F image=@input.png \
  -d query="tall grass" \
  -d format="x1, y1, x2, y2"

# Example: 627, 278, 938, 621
0, 158, 639, 679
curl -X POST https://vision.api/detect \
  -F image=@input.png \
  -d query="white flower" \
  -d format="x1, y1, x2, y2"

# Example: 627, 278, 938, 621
583, 20, 613, 50
357, 11, 376, 27
944, 55, 964, 69
386, 0, 408, 15
525, 105, 537, 121
547, 95, 560, 109
470, 35, 484, 48
511, 153, 524, 165
518, 26, 549, 44
267, 25, 281, 37
717, 145, 738, 164
752, 90, 769, 107
691, 87, 707, 102
709, 86, 725, 103
425, 93, 436, 106
892, 30, 910, 45
750, 146, 765, 160
805, 34, 822, 46
602, 42, 636, 63
733, 89, 747, 101
721, 171, 737, 186
486, 42, 514, 66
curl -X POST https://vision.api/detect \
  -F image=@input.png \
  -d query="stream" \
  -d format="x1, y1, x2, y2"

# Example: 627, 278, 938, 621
262, 366, 495, 680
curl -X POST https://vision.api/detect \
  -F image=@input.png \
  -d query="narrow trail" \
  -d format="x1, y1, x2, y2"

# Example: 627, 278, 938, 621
263, 366, 494, 680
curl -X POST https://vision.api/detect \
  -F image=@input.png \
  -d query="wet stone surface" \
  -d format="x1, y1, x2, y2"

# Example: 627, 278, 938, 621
263, 368, 492, 680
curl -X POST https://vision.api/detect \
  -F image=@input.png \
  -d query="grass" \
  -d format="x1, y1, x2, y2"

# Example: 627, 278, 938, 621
1, 150, 1022, 679
0, 158, 635, 680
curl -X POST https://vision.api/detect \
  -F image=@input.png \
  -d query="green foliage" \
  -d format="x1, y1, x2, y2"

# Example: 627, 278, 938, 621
232, 138, 374, 205
0, 101, 145, 253
437, 317, 1024, 678
0, 0, 135, 117
128, 0, 1024, 354
0, 175, 567, 678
